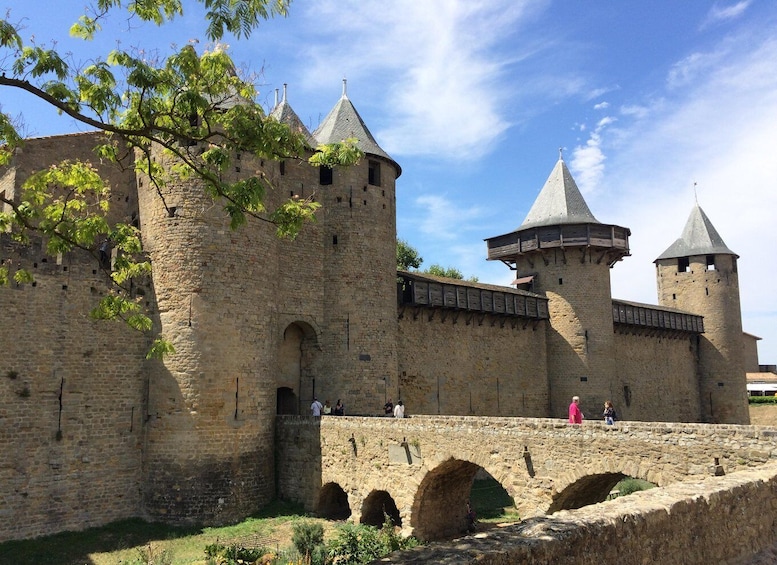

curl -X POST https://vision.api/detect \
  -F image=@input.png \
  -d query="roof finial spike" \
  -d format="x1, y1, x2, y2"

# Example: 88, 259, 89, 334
274, 88, 279, 107
693, 181, 698, 205
282, 83, 288, 103
558, 146, 564, 161
342, 77, 348, 98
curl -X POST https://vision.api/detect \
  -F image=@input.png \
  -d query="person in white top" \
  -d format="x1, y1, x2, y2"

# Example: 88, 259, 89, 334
311, 397, 323, 417
393, 400, 405, 418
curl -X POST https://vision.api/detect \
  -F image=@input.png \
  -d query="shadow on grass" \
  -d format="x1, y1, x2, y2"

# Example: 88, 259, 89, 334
0, 500, 308, 565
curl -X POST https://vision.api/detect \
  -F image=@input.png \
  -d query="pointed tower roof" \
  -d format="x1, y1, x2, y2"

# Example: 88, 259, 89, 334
519, 157, 599, 229
656, 204, 738, 260
313, 80, 400, 175
269, 84, 316, 146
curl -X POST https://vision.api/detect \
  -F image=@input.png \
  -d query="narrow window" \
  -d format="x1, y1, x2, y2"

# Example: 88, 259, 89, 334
678, 257, 690, 273
280, 161, 286, 176
558, 278, 563, 285
320, 166, 333, 185
333, 235, 338, 245
706, 255, 716, 271
368, 160, 381, 186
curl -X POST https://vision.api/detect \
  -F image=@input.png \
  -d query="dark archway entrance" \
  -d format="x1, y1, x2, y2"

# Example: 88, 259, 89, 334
277, 322, 319, 415
317, 482, 351, 520
276, 386, 297, 415
360, 490, 401, 527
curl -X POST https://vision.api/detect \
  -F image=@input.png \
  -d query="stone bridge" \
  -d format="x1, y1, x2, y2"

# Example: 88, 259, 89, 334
276, 415, 777, 541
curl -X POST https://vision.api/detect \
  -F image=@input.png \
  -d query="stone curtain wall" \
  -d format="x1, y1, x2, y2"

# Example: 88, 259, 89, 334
612, 332, 702, 422
378, 463, 777, 564
276, 416, 777, 535
0, 238, 149, 542
397, 313, 549, 417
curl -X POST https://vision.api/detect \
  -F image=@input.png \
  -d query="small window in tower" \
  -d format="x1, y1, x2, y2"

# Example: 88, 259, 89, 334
368, 160, 381, 186
678, 257, 690, 273
333, 235, 338, 245
706, 255, 716, 271
558, 278, 563, 285
320, 166, 333, 185
280, 161, 286, 176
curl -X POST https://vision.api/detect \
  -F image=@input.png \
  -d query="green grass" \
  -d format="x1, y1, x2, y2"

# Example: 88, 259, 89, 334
0, 500, 315, 565
615, 477, 656, 496
469, 477, 520, 523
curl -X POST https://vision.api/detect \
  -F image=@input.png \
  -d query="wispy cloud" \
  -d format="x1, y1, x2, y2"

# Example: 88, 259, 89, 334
294, 0, 552, 160
701, 1, 751, 29
412, 194, 487, 240
570, 116, 615, 195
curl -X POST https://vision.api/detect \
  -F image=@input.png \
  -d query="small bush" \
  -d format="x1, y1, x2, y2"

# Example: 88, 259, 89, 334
292, 520, 325, 561
204, 542, 266, 564
325, 516, 418, 564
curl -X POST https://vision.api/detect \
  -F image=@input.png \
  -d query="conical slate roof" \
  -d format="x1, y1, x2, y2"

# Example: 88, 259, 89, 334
269, 85, 316, 146
313, 80, 400, 174
656, 204, 738, 260
519, 158, 599, 229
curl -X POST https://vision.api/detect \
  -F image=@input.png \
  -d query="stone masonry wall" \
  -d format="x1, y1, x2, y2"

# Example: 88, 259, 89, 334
379, 462, 777, 564
611, 331, 701, 422
397, 313, 549, 417
0, 238, 149, 542
276, 415, 777, 536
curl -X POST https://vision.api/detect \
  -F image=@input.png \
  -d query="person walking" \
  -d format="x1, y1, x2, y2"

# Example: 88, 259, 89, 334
603, 400, 616, 425
393, 400, 405, 418
568, 396, 583, 424
310, 397, 323, 418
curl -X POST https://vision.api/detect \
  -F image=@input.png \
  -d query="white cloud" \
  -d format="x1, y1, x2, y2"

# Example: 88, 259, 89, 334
701, 1, 751, 29
293, 0, 558, 160
413, 194, 487, 240
594, 101, 610, 110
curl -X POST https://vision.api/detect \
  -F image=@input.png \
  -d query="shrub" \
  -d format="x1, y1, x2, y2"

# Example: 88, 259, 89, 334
292, 520, 325, 562
204, 542, 266, 564
748, 395, 777, 404
325, 516, 418, 564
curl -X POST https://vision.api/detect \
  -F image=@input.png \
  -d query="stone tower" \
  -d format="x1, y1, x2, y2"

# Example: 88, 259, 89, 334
485, 157, 630, 417
655, 204, 749, 424
136, 82, 400, 524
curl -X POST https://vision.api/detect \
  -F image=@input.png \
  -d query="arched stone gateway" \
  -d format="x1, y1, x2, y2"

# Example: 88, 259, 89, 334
360, 490, 401, 527
317, 482, 351, 520
277, 322, 319, 415
411, 458, 481, 541
547, 472, 626, 512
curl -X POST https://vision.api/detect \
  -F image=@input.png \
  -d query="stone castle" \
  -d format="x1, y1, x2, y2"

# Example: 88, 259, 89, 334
0, 83, 750, 542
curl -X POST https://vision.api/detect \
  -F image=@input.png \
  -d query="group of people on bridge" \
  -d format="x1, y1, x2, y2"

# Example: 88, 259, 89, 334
569, 396, 617, 425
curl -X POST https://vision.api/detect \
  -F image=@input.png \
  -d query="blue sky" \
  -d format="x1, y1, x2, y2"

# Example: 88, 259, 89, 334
2, 0, 776, 365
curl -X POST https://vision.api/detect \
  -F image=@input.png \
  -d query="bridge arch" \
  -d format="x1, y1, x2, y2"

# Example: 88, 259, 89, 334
360, 489, 401, 527
547, 472, 626, 512
316, 482, 351, 520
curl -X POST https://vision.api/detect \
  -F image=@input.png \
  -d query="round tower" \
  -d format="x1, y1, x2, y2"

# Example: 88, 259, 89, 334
311, 80, 401, 413
485, 157, 630, 417
655, 204, 749, 424
137, 140, 282, 524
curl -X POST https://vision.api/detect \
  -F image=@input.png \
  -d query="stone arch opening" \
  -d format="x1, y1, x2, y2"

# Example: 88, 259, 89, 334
469, 468, 517, 522
276, 386, 297, 415
317, 482, 351, 520
360, 490, 401, 528
547, 472, 626, 513
410, 458, 481, 541
277, 322, 319, 414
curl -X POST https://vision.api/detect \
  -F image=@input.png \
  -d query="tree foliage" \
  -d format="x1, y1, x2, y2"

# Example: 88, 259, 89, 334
397, 238, 422, 270
0, 1, 361, 357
